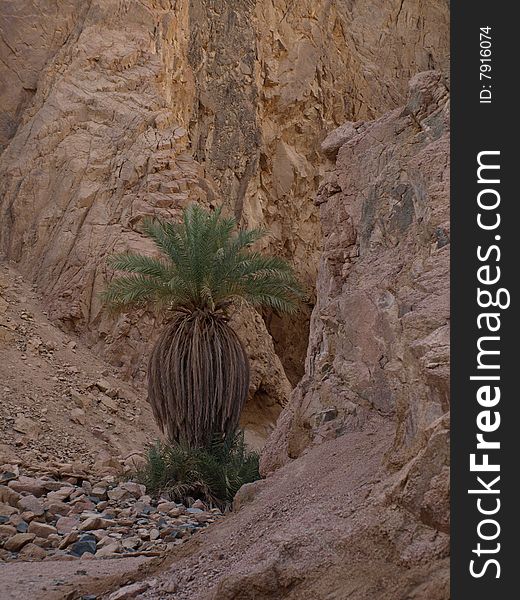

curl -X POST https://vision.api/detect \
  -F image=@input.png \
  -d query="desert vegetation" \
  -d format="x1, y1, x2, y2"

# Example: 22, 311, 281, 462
135, 430, 259, 510
103, 204, 302, 504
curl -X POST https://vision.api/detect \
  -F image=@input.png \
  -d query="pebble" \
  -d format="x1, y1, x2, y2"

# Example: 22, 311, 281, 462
70, 537, 97, 557
27, 521, 57, 538
17, 495, 44, 516
4, 533, 36, 552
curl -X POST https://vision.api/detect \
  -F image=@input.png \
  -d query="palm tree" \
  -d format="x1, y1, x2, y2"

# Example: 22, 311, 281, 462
103, 203, 303, 448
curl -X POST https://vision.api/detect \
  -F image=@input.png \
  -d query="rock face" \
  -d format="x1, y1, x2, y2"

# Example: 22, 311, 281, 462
0, 1, 86, 152
262, 71, 450, 479
0, 2, 450, 596
121, 73, 450, 599
0, 0, 450, 400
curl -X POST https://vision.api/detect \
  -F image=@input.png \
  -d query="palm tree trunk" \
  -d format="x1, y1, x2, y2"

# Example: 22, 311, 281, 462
147, 310, 250, 448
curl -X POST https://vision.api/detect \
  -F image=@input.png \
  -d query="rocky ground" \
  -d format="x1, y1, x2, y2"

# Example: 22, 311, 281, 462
0, 260, 228, 597
0, 469, 222, 563
0, 262, 158, 470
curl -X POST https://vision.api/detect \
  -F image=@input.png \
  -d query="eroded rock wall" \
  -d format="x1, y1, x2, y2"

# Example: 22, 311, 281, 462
263, 69, 449, 463
184, 0, 450, 381
262, 70, 450, 536
0, 1, 449, 440
132, 71, 449, 600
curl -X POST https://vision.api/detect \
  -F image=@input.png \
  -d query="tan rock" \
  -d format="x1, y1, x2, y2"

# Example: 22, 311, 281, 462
56, 515, 80, 535
58, 530, 80, 549
45, 501, 71, 518
8, 475, 47, 497
119, 482, 145, 499
0, 524, 17, 539
17, 495, 44, 516
12, 416, 40, 437
0, 502, 18, 517
233, 480, 267, 512
95, 379, 112, 393
107, 486, 133, 502
79, 516, 113, 531
4, 532, 36, 552
108, 581, 150, 600
32, 535, 54, 549
17, 542, 47, 561
95, 541, 121, 557
0, 485, 21, 507
46, 486, 74, 503
99, 394, 118, 412
70, 408, 86, 425
27, 521, 57, 538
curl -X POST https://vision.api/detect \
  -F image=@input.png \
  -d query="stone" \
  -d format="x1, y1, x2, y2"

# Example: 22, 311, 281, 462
108, 581, 150, 600
47, 486, 74, 502
4, 532, 36, 551
321, 122, 361, 160
17, 495, 44, 516
56, 516, 80, 534
107, 486, 133, 502
18, 542, 47, 560
9, 475, 46, 498
91, 486, 108, 499
70, 408, 86, 425
69, 537, 97, 557
0, 485, 21, 507
0, 472, 16, 484
99, 395, 118, 412
27, 521, 57, 538
45, 501, 71, 518
59, 530, 79, 549
119, 482, 146, 499
69, 498, 96, 513
233, 480, 267, 512
32, 535, 54, 549
79, 516, 112, 531
15, 521, 28, 533
95, 541, 121, 557
157, 502, 182, 517
95, 379, 112, 393
20, 512, 36, 523
0, 524, 17, 538
121, 536, 141, 550
191, 499, 206, 510
123, 454, 146, 472
93, 452, 121, 473
12, 416, 40, 437
132, 501, 153, 515
0, 502, 18, 517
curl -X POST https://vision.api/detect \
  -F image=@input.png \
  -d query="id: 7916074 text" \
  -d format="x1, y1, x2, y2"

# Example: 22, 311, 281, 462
480, 27, 492, 104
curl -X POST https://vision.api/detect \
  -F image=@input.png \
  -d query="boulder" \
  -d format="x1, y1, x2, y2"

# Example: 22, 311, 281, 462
4, 532, 36, 551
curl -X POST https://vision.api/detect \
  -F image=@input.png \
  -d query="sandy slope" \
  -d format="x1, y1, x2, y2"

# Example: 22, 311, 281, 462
0, 261, 159, 471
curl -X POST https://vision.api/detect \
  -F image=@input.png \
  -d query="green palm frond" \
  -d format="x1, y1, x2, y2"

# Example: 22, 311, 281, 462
135, 430, 260, 509
103, 203, 305, 314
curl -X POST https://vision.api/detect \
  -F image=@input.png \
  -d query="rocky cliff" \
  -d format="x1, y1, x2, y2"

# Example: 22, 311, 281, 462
0, 1, 450, 597
93, 71, 449, 600
0, 1, 449, 439
262, 70, 450, 485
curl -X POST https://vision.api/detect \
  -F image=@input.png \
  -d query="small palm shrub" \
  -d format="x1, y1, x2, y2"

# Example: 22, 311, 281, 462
135, 430, 260, 510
